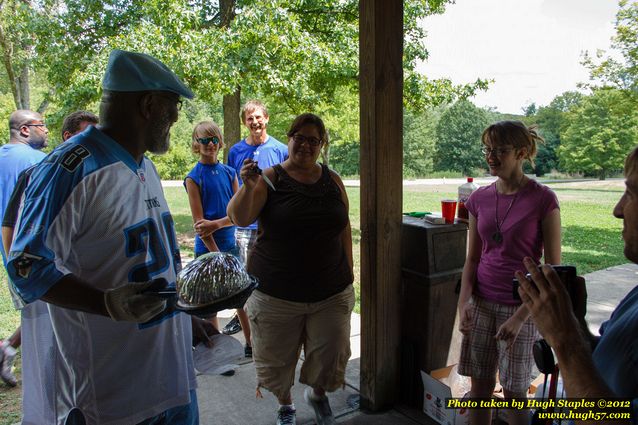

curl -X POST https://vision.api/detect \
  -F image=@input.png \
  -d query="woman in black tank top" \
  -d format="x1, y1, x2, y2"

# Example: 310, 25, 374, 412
228, 113, 354, 425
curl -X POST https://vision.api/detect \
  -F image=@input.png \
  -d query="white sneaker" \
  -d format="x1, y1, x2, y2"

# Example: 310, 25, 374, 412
304, 387, 335, 425
0, 343, 17, 387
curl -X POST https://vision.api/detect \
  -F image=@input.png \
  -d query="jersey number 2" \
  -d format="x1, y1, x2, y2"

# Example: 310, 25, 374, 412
123, 213, 181, 282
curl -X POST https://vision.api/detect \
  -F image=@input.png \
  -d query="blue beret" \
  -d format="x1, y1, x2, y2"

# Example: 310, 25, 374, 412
102, 49, 194, 99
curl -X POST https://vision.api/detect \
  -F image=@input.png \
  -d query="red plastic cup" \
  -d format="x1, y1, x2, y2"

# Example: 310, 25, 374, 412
441, 199, 457, 224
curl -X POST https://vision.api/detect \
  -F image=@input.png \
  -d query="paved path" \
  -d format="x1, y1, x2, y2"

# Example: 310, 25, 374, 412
581, 262, 638, 334
195, 264, 636, 424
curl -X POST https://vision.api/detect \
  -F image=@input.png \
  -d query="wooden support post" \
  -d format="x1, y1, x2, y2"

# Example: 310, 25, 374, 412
359, 0, 404, 412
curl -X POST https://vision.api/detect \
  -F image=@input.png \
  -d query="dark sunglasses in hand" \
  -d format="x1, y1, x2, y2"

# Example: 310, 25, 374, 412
197, 136, 220, 146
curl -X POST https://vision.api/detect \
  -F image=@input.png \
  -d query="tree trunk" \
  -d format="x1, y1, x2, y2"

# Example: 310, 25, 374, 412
0, 20, 22, 109
222, 88, 241, 162
0, 0, 33, 110
18, 62, 30, 109
321, 142, 330, 166
219, 0, 235, 26
220, 0, 240, 163
37, 98, 49, 114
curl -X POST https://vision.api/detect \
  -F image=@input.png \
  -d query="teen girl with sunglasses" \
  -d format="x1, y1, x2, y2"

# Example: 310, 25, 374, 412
184, 121, 252, 357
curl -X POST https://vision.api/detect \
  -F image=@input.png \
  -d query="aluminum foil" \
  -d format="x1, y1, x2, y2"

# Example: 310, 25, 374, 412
177, 252, 252, 306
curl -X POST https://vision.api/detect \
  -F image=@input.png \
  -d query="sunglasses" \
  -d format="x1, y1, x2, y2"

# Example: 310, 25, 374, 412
292, 134, 322, 147
197, 136, 220, 146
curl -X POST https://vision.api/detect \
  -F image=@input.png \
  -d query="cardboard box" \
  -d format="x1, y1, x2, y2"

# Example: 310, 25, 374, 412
421, 366, 470, 425
422, 366, 543, 425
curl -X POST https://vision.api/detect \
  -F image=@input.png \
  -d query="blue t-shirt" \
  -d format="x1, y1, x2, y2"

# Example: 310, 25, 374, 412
185, 162, 237, 253
593, 285, 638, 421
0, 143, 46, 263
227, 136, 288, 230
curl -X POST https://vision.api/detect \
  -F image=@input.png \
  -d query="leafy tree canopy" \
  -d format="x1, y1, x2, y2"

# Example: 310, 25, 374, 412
559, 88, 637, 179
433, 99, 490, 176
4, 0, 489, 117
583, 0, 638, 92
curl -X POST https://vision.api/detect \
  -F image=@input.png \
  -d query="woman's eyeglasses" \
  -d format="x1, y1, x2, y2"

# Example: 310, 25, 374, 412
482, 147, 513, 157
292, 134, 322, 147
197, 136, 220, 145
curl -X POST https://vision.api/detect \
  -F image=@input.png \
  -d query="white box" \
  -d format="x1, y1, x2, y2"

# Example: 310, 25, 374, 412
423, 213, 447, 224
420, 366, 542, 425
421, 366, 470, 425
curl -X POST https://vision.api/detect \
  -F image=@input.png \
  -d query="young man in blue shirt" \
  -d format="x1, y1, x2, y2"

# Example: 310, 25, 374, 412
225, 100, 288, 339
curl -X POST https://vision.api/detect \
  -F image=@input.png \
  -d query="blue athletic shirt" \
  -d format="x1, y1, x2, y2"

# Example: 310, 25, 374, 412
184, 161, 237, 253
593, 285, 638, 422
7, 126, 195, 425
0, 143, 46, 263
227, 136, 288, 230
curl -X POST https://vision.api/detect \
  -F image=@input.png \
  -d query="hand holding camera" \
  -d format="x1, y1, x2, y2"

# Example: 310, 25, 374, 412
514, 257, 588, 350
513, 264, 577, 305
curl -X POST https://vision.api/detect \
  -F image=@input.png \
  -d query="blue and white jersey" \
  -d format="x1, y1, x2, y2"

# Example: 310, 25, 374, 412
7, 126, 196, 425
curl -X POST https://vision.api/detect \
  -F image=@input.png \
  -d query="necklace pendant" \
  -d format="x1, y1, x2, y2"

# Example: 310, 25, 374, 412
492, 231, 503, 243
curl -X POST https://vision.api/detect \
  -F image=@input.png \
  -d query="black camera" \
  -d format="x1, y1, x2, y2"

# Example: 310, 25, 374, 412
512, 265, 577, 301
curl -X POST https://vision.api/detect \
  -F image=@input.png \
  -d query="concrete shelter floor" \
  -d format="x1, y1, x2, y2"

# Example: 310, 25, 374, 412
195, 264, 637, 424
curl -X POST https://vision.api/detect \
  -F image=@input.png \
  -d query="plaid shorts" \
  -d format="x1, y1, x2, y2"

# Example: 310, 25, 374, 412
458, 296, 538, 394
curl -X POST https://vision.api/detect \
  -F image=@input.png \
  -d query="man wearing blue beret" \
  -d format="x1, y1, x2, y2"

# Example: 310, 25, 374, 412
7, 50, 202, 424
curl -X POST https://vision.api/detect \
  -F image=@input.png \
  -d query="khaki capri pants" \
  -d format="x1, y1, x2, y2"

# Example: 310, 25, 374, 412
246, 285, 355, 400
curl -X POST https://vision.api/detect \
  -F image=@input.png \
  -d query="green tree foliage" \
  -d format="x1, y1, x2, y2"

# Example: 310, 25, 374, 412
522, 102, 537, 117
150, 97, 224, 179
24, 1, 488, 115
583, 0, 638, 91
403, 107, 440, 177
0, 0, 37, 110
316, 87, 359, 175
531, 91, 584, 175
433, 100, 490, 175
559, 89, 637, 179
1, 0, 491, 178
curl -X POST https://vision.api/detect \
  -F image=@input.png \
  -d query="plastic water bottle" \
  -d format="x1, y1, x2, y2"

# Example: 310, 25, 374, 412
457, 177, 478, 222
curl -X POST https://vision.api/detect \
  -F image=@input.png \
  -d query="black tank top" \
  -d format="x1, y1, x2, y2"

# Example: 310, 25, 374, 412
247, 164, 353, 302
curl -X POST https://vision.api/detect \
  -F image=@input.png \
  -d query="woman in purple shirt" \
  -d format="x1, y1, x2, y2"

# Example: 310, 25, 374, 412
458, 121, 561, 425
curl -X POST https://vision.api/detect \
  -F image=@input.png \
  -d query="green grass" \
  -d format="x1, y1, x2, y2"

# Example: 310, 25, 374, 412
0, 181, 626, 424
0, 267, 21, 424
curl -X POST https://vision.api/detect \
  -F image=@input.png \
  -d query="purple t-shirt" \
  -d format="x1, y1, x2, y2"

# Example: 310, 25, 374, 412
465, 179, 559, 305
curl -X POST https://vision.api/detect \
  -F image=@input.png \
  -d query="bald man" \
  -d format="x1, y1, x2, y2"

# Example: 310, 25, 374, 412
0, 110, 48, 387
0, 110, 48, 263
0, 110, 98, 389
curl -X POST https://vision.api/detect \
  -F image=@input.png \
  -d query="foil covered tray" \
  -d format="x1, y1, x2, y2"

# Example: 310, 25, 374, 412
176, 252, 251, 304
143, 252, 258, 318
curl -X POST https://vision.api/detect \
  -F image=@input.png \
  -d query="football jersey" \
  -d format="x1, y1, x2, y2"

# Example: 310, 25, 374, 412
7, 126, 196, 425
